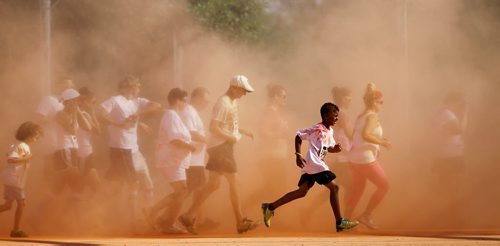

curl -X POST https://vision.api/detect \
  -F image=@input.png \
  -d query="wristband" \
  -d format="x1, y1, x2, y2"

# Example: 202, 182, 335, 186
295, 152, 302, 157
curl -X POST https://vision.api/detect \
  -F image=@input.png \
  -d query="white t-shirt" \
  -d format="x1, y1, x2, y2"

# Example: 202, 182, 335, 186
349, 112, 383, 164
209, 95, 240, 147
156, 109, 192, 169
179, 105, 207, 167
2, 142, 31, 189
101, 95, 149, 151
296, 123, 336, 174
36, 95, 64, 154
434, 108, 465, 158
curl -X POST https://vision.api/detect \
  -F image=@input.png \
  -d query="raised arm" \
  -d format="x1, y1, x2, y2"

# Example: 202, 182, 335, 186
56, 111, 78, 135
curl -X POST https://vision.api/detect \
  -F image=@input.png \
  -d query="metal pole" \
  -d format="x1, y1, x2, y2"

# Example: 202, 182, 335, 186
40, 0, 51, 96
173, 31, 184, 88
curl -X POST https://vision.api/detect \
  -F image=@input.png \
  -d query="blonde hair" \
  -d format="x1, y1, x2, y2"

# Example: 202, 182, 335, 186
363, 82, 383, 107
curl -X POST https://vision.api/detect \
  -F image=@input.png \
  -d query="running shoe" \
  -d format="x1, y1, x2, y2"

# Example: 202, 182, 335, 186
178, 214, 198, 235
10, 229, 28, 238
358, 214, 378, 230
161, 225, 188, 234
237, 217, 259, 234
261, 203, 274, 228
336, 218, 359, 232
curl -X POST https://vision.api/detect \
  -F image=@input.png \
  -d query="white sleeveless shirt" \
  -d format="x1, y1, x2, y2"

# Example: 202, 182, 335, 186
349, 112, 383, 164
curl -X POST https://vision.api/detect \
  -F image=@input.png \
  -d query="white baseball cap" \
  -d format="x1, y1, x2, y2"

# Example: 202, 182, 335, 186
229, 75, 254, 92
60, 88, 80, 102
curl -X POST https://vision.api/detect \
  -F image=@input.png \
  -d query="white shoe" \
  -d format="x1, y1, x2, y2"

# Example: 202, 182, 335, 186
358, 214, 378, 230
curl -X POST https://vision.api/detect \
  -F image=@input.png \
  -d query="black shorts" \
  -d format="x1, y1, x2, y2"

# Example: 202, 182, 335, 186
206, 142, 237, 173
79, 154, 96, 175
298, 171, 336, 188
186, 166, 207, 191
53, 148, 79, 171
106, 148, 136, 183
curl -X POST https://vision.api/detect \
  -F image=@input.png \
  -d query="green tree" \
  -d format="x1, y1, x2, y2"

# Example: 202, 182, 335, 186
188, 0, 275, 44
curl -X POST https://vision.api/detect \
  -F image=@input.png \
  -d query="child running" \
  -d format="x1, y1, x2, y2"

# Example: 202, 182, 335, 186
261, 102, 359, 232
0, 121, 42, 237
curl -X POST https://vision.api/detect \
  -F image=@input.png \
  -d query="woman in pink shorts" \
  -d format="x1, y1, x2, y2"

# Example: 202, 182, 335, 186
345, 83, 392, 230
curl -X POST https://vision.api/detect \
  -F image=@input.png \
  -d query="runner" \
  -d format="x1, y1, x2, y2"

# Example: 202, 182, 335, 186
179, 75, 258, 234
345, 83, 391, 230
261, 102, 359, 232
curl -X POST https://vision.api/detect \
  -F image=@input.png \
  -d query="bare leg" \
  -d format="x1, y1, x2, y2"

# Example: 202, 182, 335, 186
158, 181, 189, 226
149, 193, 175, 220
362, 164, 389, 216
0, 200, 13, 212
270, 182, 310, 210
185, 171, 222, 217
223, 173, 243, 223
13, 199, 25, 230
324, 182, 341, 221
344, 165, 367, 218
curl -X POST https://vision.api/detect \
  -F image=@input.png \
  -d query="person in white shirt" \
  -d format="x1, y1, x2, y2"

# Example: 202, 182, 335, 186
0, 121, 41, 238
179, 75, 258, 234
50, 88, 92, 195
301, 86, 354, 227
178, 87, 217, 228
261, 102, 359, 233
36, 77, 74, 176
147, 88, 196, 234
99, 75, 161, 226
345, 83, 391, 230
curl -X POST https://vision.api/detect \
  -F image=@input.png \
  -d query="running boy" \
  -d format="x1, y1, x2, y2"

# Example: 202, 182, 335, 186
261, 102, 359, 232
0, 121, 42, 237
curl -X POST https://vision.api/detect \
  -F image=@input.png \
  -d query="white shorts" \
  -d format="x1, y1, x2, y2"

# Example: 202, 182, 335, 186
160, 166, 187, 183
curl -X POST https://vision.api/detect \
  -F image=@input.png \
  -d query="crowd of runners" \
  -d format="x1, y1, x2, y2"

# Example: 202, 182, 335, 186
0, 74, 466, 238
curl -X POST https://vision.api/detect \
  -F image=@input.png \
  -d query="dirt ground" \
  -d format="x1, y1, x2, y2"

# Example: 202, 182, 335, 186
1, 232, 500, 246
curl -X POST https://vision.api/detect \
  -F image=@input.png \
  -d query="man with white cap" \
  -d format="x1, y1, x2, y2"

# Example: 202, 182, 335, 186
179, 75, 258, 234
36, 77, 75, 179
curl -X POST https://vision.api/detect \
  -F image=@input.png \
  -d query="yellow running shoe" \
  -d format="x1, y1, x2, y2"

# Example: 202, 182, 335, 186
261, 203, 274, 228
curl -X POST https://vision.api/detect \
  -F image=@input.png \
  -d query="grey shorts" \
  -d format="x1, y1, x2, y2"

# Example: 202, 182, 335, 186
106, 148, 135, 183
3, 185, 25, 201
206, 142, 237, 173
186, 166, 207, 191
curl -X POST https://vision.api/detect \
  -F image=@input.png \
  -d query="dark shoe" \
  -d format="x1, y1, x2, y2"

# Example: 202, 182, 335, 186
336, 218, 359, 232
10, 229, 28, 237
